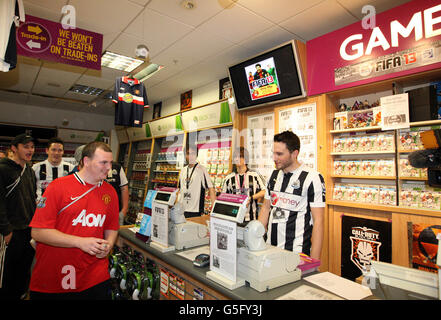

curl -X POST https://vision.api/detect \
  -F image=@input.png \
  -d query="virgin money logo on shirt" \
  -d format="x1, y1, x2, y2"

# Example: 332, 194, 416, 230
270, 191, 302, 211
72, 209, 106, 227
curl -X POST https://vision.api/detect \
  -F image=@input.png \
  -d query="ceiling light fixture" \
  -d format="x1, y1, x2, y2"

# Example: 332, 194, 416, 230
69, 84, 105, 96
101, 51, 144, 72
134, 63, 164, 82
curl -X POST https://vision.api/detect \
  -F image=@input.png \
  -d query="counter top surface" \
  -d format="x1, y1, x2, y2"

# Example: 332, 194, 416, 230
118, 228, 382, 300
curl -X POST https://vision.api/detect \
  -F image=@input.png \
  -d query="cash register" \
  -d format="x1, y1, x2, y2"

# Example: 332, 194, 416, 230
153, 187, 209, 250
168, 202, 209, 250
237, 220, 301, 292
208, 193, 302, 292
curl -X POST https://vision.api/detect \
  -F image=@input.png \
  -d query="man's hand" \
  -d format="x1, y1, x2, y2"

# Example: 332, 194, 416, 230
77, 237, 109, 257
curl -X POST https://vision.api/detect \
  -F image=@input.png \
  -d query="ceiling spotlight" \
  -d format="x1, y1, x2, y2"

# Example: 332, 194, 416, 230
181, 0, 195, 9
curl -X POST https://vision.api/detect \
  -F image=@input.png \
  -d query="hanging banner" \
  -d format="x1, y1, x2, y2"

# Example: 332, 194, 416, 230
16, 15, 102, 70
149, 115, 183, 137
57, 128, 102, 143
306, 0, 441, 95
127, 123, 149, 141
341, 216, 392, 281
278, 103, 317, 171
181, 101, 232, 131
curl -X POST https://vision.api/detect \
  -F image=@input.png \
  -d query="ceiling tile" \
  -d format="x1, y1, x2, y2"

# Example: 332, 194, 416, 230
26, 94, 59, 107
63, 91, 98, 102
106, 32, 145, 60
75, 73, 115, 91
128, 0, 152, 6
124, 9, 194, 58
279, 0, 358, 41
237, 0, 325, 24
239, 25, 301, 52
337, 0, 412, 20
0, 61, 41, 93
0, 90, 29, 105
68, 0, 143, 35
149, 28, 235, 76
31, 62, 84, 97
22, 0, 66, 22
197, 4, 274, 44
147, 0, 232, 27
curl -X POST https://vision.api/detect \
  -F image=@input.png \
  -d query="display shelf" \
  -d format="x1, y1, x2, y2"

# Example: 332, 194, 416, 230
327, 199, 441, 218
330, 126, 381, 134
331, 175, 396, 180
148, 134, 184, 190
331, 151, 395, 156
409, 119, 441, 127
398, 176, 428, 181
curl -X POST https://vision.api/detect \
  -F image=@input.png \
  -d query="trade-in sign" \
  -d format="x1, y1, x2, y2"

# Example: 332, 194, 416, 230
16, 15, 103, 70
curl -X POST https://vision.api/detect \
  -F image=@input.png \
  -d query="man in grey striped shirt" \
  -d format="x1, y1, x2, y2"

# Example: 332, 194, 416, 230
258, 131, 325, 260
32, 137, 74, 202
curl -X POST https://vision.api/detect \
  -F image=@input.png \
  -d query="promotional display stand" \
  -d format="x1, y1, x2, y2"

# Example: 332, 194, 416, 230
206, 193, 248, 290
149, 188, 177, 253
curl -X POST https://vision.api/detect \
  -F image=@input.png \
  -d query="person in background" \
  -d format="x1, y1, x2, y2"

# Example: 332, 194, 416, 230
0, 134, 37, 299
258, 131, 325, 260
29, 141, 119, 300
177, 145, 216, 218
0, 150, 6, 158
32, 137, 75, 202
221, 147, 266, 221
6, 148, 13, 159
105, 162, 129, 225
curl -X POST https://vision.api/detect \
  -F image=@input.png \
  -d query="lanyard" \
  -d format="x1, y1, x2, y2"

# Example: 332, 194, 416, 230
235, 172, 247, 194
57, 185, 97, 215
186, 163, 198, 190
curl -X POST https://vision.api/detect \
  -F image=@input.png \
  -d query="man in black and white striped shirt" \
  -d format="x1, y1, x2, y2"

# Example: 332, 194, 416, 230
32, 137, 75, 201
258, 131, 325, 259
221, 147, 266, 221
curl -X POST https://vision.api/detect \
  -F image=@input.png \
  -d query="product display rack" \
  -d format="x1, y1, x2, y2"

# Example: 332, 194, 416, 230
190, 125, 233, 214
324, 68, 441, 275
126, 139, 153, 224
330, 112, 441, 211
148, 134, 185, 190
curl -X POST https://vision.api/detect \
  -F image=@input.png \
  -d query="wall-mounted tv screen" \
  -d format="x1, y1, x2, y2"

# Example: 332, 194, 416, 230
228, 40, 306, 111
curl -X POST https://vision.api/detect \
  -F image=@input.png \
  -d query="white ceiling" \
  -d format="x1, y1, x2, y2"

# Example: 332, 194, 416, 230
0, 0, 411, 117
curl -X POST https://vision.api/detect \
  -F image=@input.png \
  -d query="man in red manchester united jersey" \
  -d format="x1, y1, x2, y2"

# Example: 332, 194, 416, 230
29, 142, 120, 300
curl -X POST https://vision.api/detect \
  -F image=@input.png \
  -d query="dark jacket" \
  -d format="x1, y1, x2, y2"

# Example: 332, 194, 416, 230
0, 158, 37, 235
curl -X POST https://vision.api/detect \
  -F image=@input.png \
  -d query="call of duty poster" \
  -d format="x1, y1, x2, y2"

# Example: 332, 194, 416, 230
341, 216, 391, 281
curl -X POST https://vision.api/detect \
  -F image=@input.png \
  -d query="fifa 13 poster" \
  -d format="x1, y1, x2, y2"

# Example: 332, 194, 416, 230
341, 215, 391, 281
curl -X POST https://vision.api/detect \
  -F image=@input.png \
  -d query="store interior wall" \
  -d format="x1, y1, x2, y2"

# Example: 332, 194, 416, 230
147, 79, 221, 122
0, 100, 114, 131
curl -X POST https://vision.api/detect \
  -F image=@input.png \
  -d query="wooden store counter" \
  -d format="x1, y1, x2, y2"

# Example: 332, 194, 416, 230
115, 219, 388, 301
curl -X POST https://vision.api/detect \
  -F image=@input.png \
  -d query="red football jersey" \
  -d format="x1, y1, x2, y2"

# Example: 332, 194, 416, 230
29, 173, 120, 293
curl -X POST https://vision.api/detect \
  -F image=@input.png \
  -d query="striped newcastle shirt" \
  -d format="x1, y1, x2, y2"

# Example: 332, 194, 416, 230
221, 170, 266, 221
32, 159, 75, 201
264, 164, 325, 255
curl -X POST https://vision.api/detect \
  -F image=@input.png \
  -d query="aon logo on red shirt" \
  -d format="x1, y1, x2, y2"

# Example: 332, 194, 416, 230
72, 209, 106, 227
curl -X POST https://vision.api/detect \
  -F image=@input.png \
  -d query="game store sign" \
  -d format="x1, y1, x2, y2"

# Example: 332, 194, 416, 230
307, 0, 441, 95
16, 15, 102, 70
